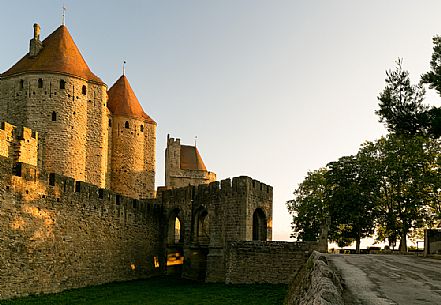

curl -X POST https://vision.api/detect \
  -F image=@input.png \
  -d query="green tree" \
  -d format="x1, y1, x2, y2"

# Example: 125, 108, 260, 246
421, 35, 441, 137
376, 58, 428, 136
326, 153, 378, 253
373, 134, 441, 252
286, 168, 328, 241
421, 36, 441, 96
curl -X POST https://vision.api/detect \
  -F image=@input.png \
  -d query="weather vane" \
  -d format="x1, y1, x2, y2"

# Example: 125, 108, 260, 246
62, 4, 66, 26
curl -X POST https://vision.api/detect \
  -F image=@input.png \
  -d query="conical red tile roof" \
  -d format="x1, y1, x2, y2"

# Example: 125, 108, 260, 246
1, 25, 103, 84
180, 145, 207, 171
107, 75, 156, 124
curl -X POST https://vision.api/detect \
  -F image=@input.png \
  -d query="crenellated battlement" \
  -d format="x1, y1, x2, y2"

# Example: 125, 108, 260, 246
0, 121, 38, 166
159, 176, 272, 199
9, 160, 162, 226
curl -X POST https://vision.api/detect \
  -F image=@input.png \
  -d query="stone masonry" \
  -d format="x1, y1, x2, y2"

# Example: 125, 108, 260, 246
165, 136, 216, 188
0, 21, 319, 301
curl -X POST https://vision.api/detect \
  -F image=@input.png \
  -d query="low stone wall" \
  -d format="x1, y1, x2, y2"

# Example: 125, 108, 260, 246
225, 241, 318, 284
285, 251, 343, 305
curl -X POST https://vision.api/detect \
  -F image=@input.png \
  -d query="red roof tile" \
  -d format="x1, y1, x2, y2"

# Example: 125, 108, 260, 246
107, 75, 156, 124
180, 145, 207, 171
1, 25, 103, 84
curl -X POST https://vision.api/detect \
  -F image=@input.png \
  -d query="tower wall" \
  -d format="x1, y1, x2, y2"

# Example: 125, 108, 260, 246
0, 74, 109, 188
110, 116, 155, 199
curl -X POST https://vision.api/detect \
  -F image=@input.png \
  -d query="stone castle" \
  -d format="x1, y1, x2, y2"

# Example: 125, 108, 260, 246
0, 22, 272, 298
0, 23, 318, 300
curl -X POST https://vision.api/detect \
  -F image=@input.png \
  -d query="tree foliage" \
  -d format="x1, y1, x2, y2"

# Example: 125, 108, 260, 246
372, 134, 441, 251
286, 168, 328, 241
287, 35, 441, 252
376, 59, 428, 136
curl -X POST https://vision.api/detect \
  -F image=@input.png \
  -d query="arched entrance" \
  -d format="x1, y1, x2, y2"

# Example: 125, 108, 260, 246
252, 208, 267, 241
167, 208, 184, 275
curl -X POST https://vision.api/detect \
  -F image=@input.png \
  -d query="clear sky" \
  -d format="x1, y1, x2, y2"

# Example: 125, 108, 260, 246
2, 1, 441, 241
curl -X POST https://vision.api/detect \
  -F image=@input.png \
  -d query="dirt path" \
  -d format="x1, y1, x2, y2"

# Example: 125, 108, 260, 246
328, 254, 441, 305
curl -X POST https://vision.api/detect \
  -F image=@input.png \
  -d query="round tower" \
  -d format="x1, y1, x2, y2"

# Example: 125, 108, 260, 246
0, 24, 110, 187
107, 75, 156, 199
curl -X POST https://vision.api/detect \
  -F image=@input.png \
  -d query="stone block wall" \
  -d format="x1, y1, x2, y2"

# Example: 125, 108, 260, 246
158, 177, 273, 283
0, 123, 38, 166
0, 159, 163, 300
0, 74, 109, 188
110, 116, 156, 199
165, 136, 216, 189
224, 241, 319, 284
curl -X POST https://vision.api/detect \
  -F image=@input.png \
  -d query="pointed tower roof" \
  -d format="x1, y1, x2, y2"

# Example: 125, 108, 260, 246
180, 145, 207, 171
107, 75, 156, 124
1, 25, 103, 84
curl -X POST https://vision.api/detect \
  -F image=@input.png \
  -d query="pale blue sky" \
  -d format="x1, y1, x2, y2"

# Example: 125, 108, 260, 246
2, 1, 441, 240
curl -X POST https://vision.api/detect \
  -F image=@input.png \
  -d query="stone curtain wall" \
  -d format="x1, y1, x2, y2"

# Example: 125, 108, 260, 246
224, 241, 319, 284
0, 160, 163, 300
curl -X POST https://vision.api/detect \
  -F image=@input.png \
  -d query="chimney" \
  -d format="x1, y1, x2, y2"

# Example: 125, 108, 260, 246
29, 23, 43, 57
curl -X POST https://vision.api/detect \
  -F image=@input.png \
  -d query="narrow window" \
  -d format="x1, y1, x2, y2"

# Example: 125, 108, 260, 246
51, 111, 57, 121
125, 121, 129, 129
174, 218, 181, 244
49, 173, 55, 186
108, 119, 112, 127
82, 85, 86, 95
38, 78, 43, 88
140, 125, 144, 132
60, 79, 66, 89
19, 80, 24, 90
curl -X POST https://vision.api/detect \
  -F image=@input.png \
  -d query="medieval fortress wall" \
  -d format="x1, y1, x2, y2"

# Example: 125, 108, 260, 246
0, 22, 321, 300
0, 143, 163, 299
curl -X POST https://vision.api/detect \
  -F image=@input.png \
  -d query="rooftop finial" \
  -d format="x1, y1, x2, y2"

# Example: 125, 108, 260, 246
62, 4, 66, 26
123, 61, 126, 76
194, 136, 198, 147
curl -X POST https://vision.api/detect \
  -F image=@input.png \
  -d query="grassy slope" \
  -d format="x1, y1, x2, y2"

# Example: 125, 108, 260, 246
1, 277, 287, 305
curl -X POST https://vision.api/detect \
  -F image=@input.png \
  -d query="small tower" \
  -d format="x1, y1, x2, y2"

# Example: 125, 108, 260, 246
165, 135, 216, 188
107, 75, 156, 199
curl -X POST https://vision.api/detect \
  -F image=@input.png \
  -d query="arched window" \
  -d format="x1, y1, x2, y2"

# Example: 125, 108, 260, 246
82, 85, 86, 95
38, 78, 43, 88
19, 80, 24, 90
60, 79, 66, 89
168, 209, 183, 244
193, 207, 209, 244
252, 208, 267, 241
51, 111, 57, 121
174, 218, 181, 244
125, 121, 129, 129
140, 125, 144, 132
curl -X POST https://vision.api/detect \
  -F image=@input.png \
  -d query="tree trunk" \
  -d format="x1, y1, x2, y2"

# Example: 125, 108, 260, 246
399, 231, 408, 253
355, 237, 361, 254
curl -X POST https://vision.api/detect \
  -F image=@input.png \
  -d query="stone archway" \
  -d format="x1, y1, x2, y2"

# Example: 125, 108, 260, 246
252, 208, 267, 241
